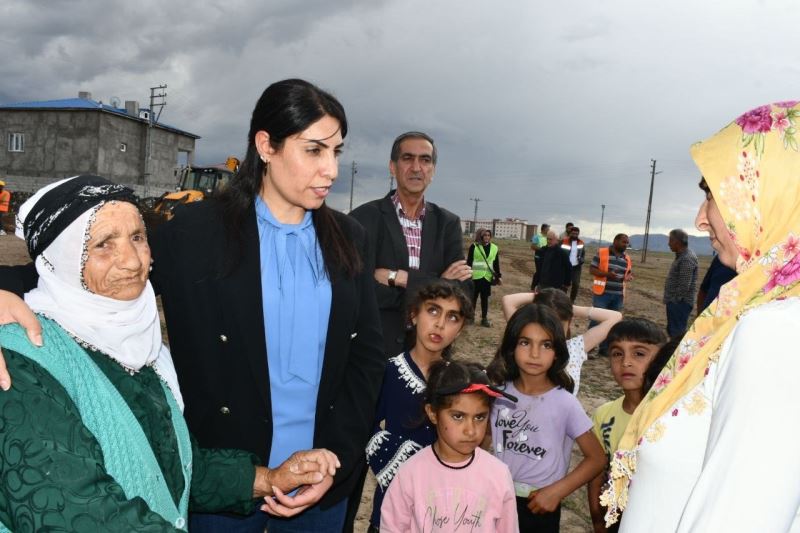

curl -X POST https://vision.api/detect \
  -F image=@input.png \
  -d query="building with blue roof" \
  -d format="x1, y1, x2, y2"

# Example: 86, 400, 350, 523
1, 91, 200, 193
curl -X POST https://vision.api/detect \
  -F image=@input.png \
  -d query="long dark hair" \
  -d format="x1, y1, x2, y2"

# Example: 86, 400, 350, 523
487, 303, 574, 392
404, 280, 474, 357
219, 78, 360, 278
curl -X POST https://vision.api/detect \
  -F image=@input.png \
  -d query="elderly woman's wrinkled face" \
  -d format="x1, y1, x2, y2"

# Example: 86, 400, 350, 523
82, 202, 150, 300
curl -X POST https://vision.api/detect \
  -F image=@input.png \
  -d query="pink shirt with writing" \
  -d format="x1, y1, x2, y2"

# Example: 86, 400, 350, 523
381, 446, 518, 533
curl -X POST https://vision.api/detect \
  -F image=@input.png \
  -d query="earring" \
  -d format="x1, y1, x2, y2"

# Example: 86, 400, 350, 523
260, 155, 266, 163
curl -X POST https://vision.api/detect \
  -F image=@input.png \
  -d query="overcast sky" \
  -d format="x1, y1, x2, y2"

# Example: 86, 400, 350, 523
2, 0, 798, 238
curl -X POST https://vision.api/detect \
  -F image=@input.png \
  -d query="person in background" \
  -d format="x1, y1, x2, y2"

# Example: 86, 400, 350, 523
587, 319, 666, 533
696, 254, 737, 313
0, 180, 10, 235
467, 227, 501, 327
559, 221, 574, 240
662, 229, 698, 337
538, 230, 572, 292
350, 131, 471, 357
589, 234, 633, 355
530, 223, 550, 290
561, 226, 585, 302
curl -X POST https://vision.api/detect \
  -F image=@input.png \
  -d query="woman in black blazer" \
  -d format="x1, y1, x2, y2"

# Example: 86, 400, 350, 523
0, 79, 385, 533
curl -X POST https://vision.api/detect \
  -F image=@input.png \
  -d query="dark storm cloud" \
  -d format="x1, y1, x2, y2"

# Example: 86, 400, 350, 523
1, 0, 798, 237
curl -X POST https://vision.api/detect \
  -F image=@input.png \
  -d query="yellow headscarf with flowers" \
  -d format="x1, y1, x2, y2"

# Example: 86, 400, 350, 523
601, 100, 800, 525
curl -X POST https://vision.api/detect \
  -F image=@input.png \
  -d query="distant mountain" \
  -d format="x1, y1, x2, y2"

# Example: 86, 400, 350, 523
585, 234, 714, 256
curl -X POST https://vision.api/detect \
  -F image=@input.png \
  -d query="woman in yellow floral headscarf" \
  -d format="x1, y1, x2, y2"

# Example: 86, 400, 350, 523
600, 100, 800, 533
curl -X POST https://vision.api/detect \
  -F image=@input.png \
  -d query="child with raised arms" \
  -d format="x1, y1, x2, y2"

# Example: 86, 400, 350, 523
381, 359, 519, 532
365, 281, 473, 532
502, 289, 622, 395
586, 320, 669, 533
488, 303, 606, 532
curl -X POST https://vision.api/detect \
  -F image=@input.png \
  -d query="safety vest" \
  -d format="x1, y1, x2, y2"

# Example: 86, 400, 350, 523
472, 243, 499, 282
560, 238, 584, 265
592, 247, 632, 295
0, 190, 9, 213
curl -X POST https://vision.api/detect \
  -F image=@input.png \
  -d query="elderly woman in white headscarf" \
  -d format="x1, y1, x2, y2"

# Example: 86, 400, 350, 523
0, 176, 338, 532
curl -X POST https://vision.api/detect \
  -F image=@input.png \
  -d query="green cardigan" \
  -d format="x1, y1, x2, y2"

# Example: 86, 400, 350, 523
0, 321, 258, 532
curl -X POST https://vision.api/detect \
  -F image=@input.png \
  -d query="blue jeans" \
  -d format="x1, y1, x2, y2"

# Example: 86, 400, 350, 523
666, 301, 693, 338
190, 498, 347, 533
590, 292, 624, 354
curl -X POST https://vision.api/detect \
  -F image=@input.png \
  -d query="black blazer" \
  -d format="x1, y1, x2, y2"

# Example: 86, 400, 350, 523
350, 192, 465, 356
538, 246, 573, 290
0, 200, 386, 507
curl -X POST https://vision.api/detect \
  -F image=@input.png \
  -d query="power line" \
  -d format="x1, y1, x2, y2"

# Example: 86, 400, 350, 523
348, 160, 357, 212
641, 159, 662, 263
469, 197, 481, 232
599, 204, 606, 245
144, 84, 167, 197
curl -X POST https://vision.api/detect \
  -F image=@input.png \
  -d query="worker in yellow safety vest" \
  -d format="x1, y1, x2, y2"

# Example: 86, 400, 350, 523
467, 228, 501, 327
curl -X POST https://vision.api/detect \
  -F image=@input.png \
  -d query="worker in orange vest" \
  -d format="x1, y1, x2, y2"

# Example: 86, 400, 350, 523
0, 180, 10, 235
588, 233, 633, 355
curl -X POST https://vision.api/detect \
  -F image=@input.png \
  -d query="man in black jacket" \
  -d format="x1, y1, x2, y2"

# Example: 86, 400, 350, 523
538, 230, 572, 293
350, 131, 472, 357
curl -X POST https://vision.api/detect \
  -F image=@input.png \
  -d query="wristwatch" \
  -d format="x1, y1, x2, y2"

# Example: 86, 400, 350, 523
388, 270, 398, 287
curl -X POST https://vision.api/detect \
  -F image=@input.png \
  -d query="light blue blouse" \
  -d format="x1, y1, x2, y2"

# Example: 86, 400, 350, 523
255, 197, 332, 468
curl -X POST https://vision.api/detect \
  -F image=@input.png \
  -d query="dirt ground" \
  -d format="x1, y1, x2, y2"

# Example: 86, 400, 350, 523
0, 232, 710, 532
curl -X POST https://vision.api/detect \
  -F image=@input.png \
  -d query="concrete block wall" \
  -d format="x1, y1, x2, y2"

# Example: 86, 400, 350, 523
2, 108, 195, 189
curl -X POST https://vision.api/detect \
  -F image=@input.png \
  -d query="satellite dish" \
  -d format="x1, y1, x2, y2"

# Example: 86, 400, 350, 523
109, 96, 121, 108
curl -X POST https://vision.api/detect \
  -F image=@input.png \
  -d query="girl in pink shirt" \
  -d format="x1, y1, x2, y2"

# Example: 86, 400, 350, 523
381, 360, 519, 533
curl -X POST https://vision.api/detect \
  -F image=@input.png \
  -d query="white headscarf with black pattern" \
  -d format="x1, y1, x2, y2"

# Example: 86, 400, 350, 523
16, 177, 183, 410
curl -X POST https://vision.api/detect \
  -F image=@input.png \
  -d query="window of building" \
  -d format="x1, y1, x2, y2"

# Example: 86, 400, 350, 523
120, 142, 127, 152
7, 133, 24, 152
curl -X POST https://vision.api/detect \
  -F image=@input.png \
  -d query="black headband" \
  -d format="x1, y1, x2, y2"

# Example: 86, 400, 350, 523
23, 175, 137, 259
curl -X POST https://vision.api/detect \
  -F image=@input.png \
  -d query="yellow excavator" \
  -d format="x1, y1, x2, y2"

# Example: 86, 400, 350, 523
150, 156, 239, 222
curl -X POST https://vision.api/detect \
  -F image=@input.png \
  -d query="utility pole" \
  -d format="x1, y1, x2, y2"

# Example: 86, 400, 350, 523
348, 160, 357, 212
641, 159, 662, 263
599, 204, 606, 246
470, 197, 481, 234
144, 84, 167, 197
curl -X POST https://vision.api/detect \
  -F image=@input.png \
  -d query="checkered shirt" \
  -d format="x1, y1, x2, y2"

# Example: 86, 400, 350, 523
391, 192, 426, 270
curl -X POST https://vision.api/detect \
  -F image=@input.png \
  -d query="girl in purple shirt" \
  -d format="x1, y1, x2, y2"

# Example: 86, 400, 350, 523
487, 304, 606, 532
